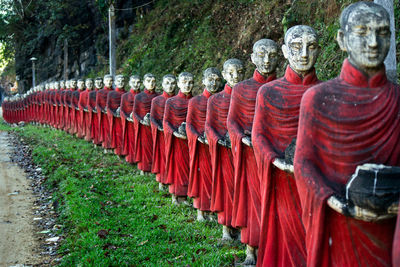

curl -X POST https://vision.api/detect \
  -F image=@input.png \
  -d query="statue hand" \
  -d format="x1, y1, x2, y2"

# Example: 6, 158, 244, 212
197, 135, 206, 144
157, 125, 163, 131
273, 158, 294, 173
241, 136, 252, 147
327, 195, 395, 222
116, 107, 120, 116
173, 131, 187, 139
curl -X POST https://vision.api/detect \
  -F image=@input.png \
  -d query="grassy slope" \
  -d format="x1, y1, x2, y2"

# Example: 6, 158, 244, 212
103, 0, 371, 94
1, 121, 245, 266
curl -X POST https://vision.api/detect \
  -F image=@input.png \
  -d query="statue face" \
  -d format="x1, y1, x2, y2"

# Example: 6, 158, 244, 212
162, 77, 176, 94
70, 80, 77, 89
86, 80, 94, 90
337, 6, 390, 71
251, 43, 278, 76
282, 27, 319, 75
178, 75, 194, 95
54, 82, 60, 90
143, 76, 156, 91
203, 72, 222, 94
45, 83, 49, 90
104, 77, 113, 88
222, 63, 245, 87
115, 76, 126, 89
129, 77, 141, 91
60, 81, 65, 88
77, 80, 85, 90
94, 79, 103, 89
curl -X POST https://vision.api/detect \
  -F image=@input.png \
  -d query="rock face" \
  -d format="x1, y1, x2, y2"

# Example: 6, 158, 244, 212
15, 0, 153, 91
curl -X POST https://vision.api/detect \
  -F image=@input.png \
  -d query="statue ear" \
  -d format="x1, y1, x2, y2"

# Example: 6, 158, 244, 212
282, 44, 289, 59
250, 52, 256, 65
337, 30, 347, 52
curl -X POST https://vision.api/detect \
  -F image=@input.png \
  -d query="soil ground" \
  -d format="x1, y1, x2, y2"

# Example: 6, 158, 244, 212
0, 130, 41, 266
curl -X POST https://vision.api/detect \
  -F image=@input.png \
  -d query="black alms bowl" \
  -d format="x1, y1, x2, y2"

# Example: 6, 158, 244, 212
346, 164, 400, 214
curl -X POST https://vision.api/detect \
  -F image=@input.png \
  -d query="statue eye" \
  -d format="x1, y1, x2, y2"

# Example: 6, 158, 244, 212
378, 28, 390, 36
290, 43, 301, 50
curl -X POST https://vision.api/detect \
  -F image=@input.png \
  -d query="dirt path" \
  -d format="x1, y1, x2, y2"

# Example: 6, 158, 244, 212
0, 131, 41, 266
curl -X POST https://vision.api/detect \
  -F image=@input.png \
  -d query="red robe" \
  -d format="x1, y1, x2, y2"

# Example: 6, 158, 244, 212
87, 89, 100, 144
71, 89, 81, 135
187, 89, 213, 211
133, 89, 159, 171
227, 70, 276, 247
163, 91, 192, 196
63, 89, 72, 131
96, 86, 113, 149
107, 88, 125, 155
253, 66, 320, 267
58, 89, 66, 129
120, 89, 140, 163
294, 59, 400, 267
78, 89, 90, 139
150, 91, 174, 183
394, 205, 400, 267
206, 84, 235, 226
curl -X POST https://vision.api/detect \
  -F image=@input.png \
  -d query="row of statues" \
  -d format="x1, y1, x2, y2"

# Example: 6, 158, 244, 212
2, 2, 400, 266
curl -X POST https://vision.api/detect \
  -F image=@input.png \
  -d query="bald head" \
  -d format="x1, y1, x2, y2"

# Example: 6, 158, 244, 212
251, 39, 278, 76
337, 1, 390, 74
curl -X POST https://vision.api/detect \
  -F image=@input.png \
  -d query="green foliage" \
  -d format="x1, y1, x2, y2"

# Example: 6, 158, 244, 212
8, 123, 245, 266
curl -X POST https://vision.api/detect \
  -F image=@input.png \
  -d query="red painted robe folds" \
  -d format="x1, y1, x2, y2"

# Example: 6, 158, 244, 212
294, 59, 400, 267
63, 89, 72, 131
120, 89, 140, 163
150, 92, 174, 183
133, 89, 159, 171
96, 87, 113, 149
107, 88, 125, 155
394, 205, 400, 267
227, 70, 276, 247
253, 66, 320, 267
78, 89, 90, 139
163, 91, 192, 196
87, 90, 100, 144
71, 89, 81, 135
187, 89, 213, 211
58, 89, 66, 129
206, 84, 234, 226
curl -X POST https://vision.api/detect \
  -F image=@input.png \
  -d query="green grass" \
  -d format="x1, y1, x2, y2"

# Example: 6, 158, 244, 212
3, 121, 245, 266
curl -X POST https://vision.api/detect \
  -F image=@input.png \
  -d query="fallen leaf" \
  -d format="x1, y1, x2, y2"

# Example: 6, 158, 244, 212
97, 229, 109, 239
138, 240, 148, 246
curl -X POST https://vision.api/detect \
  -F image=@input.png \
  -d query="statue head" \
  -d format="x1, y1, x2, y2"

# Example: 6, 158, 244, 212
162, 74, 177, 95
282, 25, 320, 76
54, 81, 60, 90
70, 79, 77, 89
45, 83, 49, 90
60, 80, 65, 89
129, 75, 141, 91
77, 79, 85, 90
251, 39, 278, 76
202, 67, 223, 94
337, 1, 390, 76
115, 75, 126, 90
94, 77, 103, 89
103, 74, 113, 88
222, 58, 245, 87
85, 78, 94, 90
177, 72, 194, 95
143, 73, 156, 91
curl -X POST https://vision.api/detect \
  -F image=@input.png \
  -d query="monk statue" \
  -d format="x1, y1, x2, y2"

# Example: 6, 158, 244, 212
294, 2, 400, 266
187, 67, 223, 221
227, 39, 278, 266
74, 78, 85, 137
206, 58, 245, 241
69, 78, 80, 135
87, 77, 103, 145
107, 74, 126, 156
163, 72, 194, 205
96, 74, 114, 151
253, 25, 320, 267
121, 75, 141, 163
150, 74, 176, 189
81, 78, 93, 141
132, 73, 159, 172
